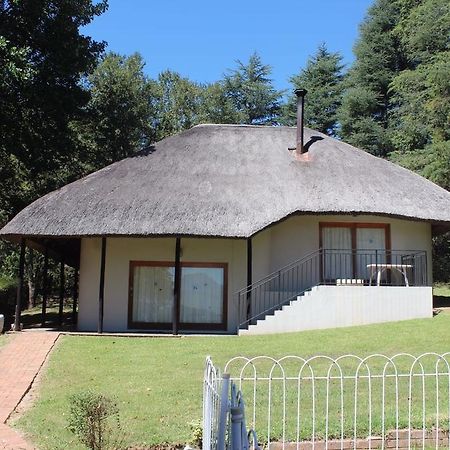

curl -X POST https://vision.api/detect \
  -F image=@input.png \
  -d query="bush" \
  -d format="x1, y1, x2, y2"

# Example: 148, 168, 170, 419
188, 420, 202, 448
0, 276, 17, 331
68, 391, 123, 450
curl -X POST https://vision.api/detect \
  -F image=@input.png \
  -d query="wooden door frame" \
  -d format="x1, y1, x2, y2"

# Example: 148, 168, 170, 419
128, 261, 228, 331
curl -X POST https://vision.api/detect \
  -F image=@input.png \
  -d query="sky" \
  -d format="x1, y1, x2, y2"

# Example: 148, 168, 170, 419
83, 0, 373, 92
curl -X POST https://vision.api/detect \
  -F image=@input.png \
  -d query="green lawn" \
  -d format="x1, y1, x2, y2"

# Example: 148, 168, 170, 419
20, 302, 74, 329
14, 311, 450, 449
434, 283, 450, 297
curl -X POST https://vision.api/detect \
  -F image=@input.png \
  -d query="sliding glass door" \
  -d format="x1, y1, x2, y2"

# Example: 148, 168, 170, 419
355, 227, 387, 278
132, 265, 174, 324
129, 262, 227, 330
320, 223, 390, 281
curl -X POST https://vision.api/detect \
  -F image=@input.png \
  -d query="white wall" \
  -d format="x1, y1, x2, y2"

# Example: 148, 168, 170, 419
78, 237, 246, 332
78, 215, 433, 333
240, 286, 433, 336
267, 215, 432, 283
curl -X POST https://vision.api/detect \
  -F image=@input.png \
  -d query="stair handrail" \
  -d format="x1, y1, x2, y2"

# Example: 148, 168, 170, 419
239, 284, 316, 329
237, 248, 322, 296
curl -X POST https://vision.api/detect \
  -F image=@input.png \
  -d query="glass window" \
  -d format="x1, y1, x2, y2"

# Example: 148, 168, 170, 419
132, 265, 174, 323
130, 263, 226, 327
180, 267, 224, 324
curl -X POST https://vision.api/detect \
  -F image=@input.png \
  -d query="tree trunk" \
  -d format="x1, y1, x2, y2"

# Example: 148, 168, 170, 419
27, 278, 35, 309
27, 248, 36, 309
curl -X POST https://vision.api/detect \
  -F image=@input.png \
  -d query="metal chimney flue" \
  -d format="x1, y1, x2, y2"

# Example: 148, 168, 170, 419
295, 88, 307, 154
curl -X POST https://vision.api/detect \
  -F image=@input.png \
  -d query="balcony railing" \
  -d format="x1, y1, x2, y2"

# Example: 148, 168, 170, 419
237, 249, 428, 330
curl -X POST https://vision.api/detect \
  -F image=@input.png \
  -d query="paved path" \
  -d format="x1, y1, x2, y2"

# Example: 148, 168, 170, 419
0, 331, 60, 450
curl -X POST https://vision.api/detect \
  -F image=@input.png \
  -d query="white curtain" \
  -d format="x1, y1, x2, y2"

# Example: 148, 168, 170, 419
132, 266, 174, 323
322, 227, 353, 279
180, 267, 223, 324
356, 228, 386, 279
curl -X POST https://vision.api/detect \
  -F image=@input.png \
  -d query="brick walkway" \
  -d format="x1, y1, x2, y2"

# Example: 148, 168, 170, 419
0, 331, 60, 450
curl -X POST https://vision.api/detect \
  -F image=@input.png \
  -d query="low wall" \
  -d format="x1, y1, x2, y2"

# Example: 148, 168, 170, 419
241, 286, 433, 335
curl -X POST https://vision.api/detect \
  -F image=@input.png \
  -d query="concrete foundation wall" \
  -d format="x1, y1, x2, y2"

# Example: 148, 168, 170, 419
240, 286, 433, 335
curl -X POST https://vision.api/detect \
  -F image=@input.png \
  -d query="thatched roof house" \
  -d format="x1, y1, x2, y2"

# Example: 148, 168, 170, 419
2, 121, 450, 335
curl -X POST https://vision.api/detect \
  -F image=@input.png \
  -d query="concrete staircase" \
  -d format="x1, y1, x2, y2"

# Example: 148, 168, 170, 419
239, 286, 319, 335
238, 285, 433, 336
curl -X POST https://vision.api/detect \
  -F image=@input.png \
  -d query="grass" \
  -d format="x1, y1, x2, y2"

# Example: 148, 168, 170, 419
20, 302, 74, 329
14, 311, 450, 449
434, 283, 450, 298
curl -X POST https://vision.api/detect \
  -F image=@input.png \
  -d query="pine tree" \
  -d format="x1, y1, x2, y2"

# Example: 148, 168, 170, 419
223, 52, 283, 125
338, 0, 407, 156
282, 44, 344, 136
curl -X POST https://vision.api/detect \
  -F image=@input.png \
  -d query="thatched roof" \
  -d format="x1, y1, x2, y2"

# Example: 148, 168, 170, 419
1, 124, 450, 239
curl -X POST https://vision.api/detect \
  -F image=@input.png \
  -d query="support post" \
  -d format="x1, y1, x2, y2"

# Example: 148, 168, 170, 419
98, 237, 107, 334
173, 237, 181, 335
72, 265, 79, 325
217, 373, 231, 450
58, 259, 65, 326
41, 247, 49, 327
14, 238, 26, 332
246, 238, 252, 320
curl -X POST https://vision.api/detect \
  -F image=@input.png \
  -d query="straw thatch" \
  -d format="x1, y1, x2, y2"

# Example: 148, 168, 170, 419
1, 124, 450, 239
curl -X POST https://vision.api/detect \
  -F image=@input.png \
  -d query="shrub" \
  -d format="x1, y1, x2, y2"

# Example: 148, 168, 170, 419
68, 390, 123, 450
188, 419, 202, 448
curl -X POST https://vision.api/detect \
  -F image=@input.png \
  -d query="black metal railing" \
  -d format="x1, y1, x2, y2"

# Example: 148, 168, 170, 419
237, 249, 428, 330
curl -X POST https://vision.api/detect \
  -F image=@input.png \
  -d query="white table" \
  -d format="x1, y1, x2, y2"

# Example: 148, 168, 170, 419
366, 263, 413, 286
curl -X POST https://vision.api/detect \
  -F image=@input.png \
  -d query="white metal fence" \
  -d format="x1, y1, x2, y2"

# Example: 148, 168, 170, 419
203, 356, 223, 450
203, 353, 450, 450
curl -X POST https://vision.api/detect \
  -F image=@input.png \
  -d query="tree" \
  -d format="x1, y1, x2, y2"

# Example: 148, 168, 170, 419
74, 52, 152, 167
198, 81, 241, 125
282, 44, 344, 136
338, 0, 407, 156
149, 70, 203, 142
223, 52, 283, 125
0, 0, 107, 220
387, 0, 449, 188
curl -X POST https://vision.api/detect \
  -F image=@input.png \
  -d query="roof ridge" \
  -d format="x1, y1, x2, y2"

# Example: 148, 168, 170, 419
192, 123, 298, 130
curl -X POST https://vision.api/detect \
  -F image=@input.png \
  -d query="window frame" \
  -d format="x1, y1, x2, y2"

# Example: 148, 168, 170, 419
128, 261, 228, 331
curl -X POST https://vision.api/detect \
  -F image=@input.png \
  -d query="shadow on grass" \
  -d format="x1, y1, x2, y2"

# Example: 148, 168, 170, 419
434, 295, 450, 308
20, 301, 76, 330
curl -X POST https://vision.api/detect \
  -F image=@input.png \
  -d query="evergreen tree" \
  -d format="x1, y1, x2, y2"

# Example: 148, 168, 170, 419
338, 0, 407, 156
74, 52, 152, 167
223, 52, 283, 125
198, 81, 241, 124
282, 44, 344, 136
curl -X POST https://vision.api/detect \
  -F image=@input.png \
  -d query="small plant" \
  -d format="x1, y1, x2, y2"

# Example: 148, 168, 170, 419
68, 390, 123, 450
188, 419, 203, 448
